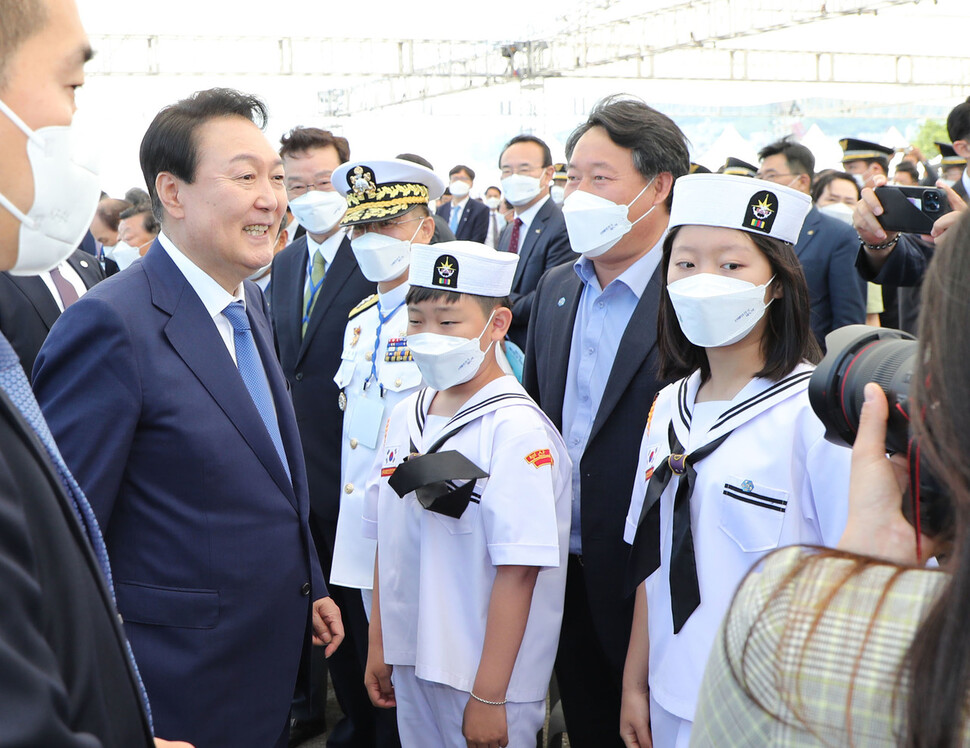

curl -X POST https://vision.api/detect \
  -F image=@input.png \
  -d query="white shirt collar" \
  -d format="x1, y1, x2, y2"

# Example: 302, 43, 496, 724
515, 194, 550, 232
158, 231, 244, 318
378, 280, 409, 311
307, 227, 347, 267
452, 196, 469, 210
961, 168, 970, 198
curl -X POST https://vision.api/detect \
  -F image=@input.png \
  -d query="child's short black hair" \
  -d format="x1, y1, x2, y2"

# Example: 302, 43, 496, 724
657, 226, 822, 382
406, 286, 510, 318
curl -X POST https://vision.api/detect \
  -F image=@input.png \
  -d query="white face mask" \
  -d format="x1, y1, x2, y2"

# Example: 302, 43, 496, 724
104, 240, 143, 271
851, 172, 866, 189
817, 202, 854, 226
449, 180, 471, 198
484, 196, 501, 211
667, 273, 775, 348
0, 98, 101, 276
406, 311, 495, 391
288, 190, 347, 235
501, 173, 543, 206
941, 178, 958, 188
562, 177, 655, 258
550, 185, 565, 205
350, 221, 423, 282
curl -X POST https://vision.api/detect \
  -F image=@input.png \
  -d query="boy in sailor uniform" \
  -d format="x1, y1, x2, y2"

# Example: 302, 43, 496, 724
362, 241, 571, 748
619, 174, 852, 748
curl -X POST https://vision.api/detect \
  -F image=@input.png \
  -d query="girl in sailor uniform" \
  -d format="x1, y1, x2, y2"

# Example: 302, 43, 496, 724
619, 174, 852, 748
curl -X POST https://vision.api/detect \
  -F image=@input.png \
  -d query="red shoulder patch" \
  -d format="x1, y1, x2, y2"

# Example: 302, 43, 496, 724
525, 449, 554, 468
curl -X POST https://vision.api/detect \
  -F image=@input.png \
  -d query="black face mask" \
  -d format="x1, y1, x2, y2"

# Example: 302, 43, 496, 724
388, 450, 489, 519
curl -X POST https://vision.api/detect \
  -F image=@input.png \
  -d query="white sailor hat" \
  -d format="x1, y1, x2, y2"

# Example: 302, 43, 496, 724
333, 158, 445, 226
668, 173, 811, 245
410, 241, 519, 297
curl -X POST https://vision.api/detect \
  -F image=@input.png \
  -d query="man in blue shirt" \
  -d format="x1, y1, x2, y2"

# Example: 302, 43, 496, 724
523, 95, 689, 747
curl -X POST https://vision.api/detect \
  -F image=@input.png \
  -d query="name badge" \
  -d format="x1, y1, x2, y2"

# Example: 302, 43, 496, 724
347, 394, 385, 449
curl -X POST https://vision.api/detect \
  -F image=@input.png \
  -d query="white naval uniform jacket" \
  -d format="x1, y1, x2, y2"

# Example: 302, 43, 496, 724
362, 375, 572, 702
623, 363, 851, 723
331, 286, 422, 589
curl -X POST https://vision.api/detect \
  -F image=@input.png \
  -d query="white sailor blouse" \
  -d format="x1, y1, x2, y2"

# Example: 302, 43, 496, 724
623, 363, 851, 722
362, 375, 572, 702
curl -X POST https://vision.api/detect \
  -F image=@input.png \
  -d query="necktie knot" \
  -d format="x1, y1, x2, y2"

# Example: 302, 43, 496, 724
222, 301, 250, 332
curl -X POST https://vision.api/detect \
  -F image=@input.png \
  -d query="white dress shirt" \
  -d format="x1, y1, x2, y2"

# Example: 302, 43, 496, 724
511, 194, 551, 253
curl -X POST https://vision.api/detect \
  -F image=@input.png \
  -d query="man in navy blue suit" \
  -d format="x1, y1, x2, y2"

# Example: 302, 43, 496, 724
758, 137, 865, 346
436, 164, 490, 244
34, 88, 344, 748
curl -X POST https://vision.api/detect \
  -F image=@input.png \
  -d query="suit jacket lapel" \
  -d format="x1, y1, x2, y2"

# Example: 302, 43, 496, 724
66, 251, 102, 289
273, 236, 308, 361
514, 200, 550, 289
7, 275, 60, 329
298, 235, 355, 363
145, 245, 298, 511
544, 271, 583, 430
588, 264, 662, 445
795, 206, 821, 258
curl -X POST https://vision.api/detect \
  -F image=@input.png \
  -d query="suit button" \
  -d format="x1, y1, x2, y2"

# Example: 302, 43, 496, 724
350, 438, 359, 449
365, 352, 373, 361
301, 582, 311, 596
394, 378, 402, 387
295, 372, 304, 381
345, 483, 354, 494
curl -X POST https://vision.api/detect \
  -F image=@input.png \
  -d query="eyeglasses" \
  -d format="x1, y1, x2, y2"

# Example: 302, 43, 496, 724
755, 171, 797, 182
499, 165, 544, 178
348, 216, 426, 240
287, 179, 333, 197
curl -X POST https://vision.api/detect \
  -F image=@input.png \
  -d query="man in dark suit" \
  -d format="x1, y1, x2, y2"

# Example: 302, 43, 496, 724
437, 164, 489, 243
270, 127, 385, 746
496, 135, 574, 348
34, 88, 343, 748
945, 99, 970, 200
523, 96, 688, 747
0, 248, 103, 374
758, 137, 865, 346
0, 0, 190, 745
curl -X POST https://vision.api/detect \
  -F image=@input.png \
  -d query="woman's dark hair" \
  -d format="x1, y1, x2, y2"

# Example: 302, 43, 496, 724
901, 210, 970, 746
811, 170, 861, 203
656, 225, 821, 383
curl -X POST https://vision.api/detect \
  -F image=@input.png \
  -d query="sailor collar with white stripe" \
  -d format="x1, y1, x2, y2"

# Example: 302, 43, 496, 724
671, 362, 814, 449
409, 376, 532, 453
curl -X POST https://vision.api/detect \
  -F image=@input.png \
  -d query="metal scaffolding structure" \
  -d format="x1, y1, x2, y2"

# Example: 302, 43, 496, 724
85, 0, 968, 115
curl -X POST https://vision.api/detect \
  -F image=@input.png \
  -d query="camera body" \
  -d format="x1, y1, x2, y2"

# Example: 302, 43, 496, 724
809, 325, 950, 539
874, 185, 951, 234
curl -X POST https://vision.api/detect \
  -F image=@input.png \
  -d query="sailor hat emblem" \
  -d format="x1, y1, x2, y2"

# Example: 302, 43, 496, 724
350, 165, 376, 198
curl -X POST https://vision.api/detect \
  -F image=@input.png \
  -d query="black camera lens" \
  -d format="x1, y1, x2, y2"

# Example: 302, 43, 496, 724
924, 191, 941, 212
808, 325, 917, 454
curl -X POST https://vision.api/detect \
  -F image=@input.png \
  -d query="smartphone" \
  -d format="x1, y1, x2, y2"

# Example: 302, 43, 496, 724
874, 186, 951, 234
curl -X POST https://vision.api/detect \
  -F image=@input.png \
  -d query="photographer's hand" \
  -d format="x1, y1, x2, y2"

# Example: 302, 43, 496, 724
927, 180, 968, 243
838, 383, 921, 564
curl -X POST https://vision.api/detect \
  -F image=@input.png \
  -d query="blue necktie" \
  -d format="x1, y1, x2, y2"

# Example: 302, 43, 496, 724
0, 334, 154, 730
449, 203, 460, 233
222, 302, 291, 481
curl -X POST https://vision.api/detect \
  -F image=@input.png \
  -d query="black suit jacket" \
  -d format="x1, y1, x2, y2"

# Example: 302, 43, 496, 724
794, 206, 866, 346
0, 249, 104, 375
0, 367, 152, 746
270, 234, 376, 521
522, 260, 665, 674
499, 198, 574, 348
437, 198, 489, 243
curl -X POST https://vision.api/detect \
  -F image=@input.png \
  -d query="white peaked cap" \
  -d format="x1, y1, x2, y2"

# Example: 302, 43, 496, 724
410, 241, 519, 297
669, 173, 812, 245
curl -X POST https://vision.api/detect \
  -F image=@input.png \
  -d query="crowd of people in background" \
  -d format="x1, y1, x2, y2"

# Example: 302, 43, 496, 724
6, 0, 970, 747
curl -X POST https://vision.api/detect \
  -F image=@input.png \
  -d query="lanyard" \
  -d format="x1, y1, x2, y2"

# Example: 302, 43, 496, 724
363, 299, 406, 396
